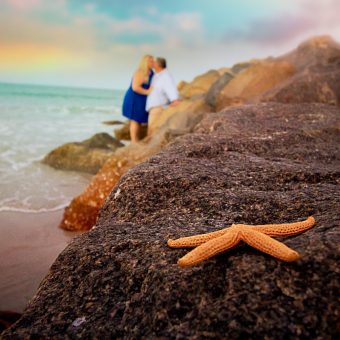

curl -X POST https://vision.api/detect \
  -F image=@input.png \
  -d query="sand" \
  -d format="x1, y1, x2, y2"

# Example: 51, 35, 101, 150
0, 209, 82, 312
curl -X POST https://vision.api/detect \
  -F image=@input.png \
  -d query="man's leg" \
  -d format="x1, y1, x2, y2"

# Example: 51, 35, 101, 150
148, 106, 163, 136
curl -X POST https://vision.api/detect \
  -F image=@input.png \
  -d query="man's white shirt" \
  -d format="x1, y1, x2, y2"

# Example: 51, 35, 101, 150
146, 69, 179, 111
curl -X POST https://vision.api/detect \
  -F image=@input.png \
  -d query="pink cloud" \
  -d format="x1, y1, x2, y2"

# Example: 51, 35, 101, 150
5, 0, 41, 10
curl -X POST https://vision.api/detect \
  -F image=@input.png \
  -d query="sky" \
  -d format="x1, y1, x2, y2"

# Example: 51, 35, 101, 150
1, 0, 340, 89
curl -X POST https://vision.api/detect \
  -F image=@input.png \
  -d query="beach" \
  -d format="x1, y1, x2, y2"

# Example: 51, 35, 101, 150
0, 210, 81, 312
0, 83, 124, 313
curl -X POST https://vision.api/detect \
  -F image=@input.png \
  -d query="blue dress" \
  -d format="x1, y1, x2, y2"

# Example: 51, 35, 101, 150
122, 71, 154, 124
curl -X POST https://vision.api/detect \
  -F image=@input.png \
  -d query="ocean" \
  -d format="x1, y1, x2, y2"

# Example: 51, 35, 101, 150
0, 82, 125, 213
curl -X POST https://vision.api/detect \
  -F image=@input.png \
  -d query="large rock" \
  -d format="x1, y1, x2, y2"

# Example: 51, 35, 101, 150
4, 103, 339, 338
179, 70, 220, 99
215, 60, 295, 110
278, 35, 340, 70
147, 97, 211, 136
59, 98, 211, 231
260, 63, 340, 106
42, 133, 123, 174
205, 71, 234, 108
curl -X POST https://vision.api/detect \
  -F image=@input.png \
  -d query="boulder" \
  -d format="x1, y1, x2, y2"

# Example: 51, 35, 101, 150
114, 121, 148, 141
147, 98, 211, 136
205, 71, 234, 108
215, 61, 295, 111
278, 35, 340, 70
179, 70, 220, 99
101, 120, 124, 125
260, 63, 340, 106
59, 98, 211, 231
4, 103, 339, 338
42, 133, 123, 174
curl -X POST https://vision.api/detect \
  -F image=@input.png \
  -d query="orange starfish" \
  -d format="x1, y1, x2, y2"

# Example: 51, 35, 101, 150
167, 216, 315, 267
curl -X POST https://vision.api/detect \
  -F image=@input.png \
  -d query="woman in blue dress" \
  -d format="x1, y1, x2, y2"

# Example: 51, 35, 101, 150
122, 55, 154, 143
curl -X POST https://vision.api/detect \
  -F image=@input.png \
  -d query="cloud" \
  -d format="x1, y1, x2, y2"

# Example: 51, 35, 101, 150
224, 14, 316, 45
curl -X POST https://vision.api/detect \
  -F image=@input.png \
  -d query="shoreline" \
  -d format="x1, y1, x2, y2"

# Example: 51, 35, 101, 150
0, 209, 82, 313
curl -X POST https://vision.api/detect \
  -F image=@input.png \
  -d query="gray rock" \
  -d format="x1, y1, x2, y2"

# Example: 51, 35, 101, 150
4, 103, 340, 339
42, 133, 123, 174
205, 71, 234, 108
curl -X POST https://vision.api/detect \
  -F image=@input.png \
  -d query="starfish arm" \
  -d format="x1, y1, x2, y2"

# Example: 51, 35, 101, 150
176, 230, 240, 267
241, 229, 300, 262
167, 227, 229, 248
250, 216, 315, 237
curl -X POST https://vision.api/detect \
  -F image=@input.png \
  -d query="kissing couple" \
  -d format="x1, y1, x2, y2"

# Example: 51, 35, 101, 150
122, 55, 180, 143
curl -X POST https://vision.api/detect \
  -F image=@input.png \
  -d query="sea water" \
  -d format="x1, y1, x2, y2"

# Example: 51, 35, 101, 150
0, 82, 124, 213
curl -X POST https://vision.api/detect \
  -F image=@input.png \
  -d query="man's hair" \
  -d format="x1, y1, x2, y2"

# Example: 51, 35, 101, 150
156, 57, 167, 69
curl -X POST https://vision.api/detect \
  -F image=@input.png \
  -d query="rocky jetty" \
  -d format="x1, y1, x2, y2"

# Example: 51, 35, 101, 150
42, 133, 123, 174
58, 35, 340, 232
3, 102, 339, 338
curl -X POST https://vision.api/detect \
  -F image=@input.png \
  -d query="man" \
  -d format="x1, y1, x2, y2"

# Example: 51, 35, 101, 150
146, 57, 180, 134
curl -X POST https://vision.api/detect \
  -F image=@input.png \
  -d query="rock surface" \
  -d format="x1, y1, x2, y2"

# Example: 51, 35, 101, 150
147, 97, 211, 136
215, 60, 296, 110
179, 70, 220, 99
4, 103, 339, 338
60, 99, 211, 231
42, 133, 124, 174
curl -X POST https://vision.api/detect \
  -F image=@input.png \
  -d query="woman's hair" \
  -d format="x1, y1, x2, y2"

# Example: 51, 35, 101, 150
137, 54, 152, 83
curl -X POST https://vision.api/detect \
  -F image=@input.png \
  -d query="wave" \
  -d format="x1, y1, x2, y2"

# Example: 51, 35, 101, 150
0, 202, 68, 214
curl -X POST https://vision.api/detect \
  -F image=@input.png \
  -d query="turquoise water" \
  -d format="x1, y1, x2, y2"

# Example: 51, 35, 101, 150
0, 82, 124, 212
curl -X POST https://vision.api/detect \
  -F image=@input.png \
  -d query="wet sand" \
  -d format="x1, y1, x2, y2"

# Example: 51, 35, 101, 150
0, 210, 82, 312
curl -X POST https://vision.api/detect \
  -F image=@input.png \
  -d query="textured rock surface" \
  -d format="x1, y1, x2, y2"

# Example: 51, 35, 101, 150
4, 103, 339, 338
215, 60, 295, 110
42, 133, 124, 174
261, 62, 340, 106
60, 98, 211, 231
147, 97, 211, 136
179, 70, 220, 99
205, 71, 234, 108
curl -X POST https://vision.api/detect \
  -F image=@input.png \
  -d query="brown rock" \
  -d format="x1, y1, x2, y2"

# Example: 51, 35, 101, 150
3, 103, 339, 338
0, 311, 21, 332
59, 98, 211, 231
205, 71, 234, 109
147, 98, 211, 136
260, 63, 340, 106
101, 120, 124, 125
279, 35, 340, 70
215, 60, 295, 111
42, 133, 123, 174
179, 70, 220, 99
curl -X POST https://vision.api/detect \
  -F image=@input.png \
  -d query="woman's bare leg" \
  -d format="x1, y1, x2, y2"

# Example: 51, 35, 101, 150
130, 120, 141, 143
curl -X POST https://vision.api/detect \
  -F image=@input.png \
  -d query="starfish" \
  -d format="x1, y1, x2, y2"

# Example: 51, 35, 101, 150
167, 216, 315, 267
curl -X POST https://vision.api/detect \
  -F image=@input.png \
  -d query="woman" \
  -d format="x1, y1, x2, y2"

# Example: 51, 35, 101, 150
122, 55, 154, 143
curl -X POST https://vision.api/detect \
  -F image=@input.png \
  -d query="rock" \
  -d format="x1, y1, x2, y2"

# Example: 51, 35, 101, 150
179, 70, 220, 99
114, 121, 148, 141
60, 99, 211, 231
260, 63, 340, 106
3, 103, 339, 338
42, 133, 124, 174
278, 35, 340, 70
0, 311, 21, 332
177, 80, 188, 91
230, 61, 253, 74
147, 98, 211, 136
205, 71, 234, 108
215, 60, 295, 111
101, 120, 124, 125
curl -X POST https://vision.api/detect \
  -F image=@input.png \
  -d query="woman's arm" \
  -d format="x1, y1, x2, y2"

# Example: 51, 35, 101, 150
132, 71, 152, 95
